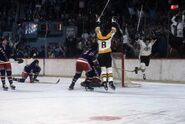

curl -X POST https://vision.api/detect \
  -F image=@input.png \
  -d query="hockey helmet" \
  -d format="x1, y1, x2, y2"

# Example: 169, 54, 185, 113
33, 59, 39, 65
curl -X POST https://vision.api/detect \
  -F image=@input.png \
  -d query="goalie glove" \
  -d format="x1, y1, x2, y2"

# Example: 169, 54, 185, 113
15, 58, 24, 64
12, 54, 24, 64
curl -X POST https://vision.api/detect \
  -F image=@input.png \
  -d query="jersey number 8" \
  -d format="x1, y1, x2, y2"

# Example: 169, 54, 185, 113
101, 41, 106, 48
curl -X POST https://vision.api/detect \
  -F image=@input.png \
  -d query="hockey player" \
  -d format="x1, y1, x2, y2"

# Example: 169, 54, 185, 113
95, 17, 117, 90
80, 64, 101, 88
13, 59, 41, 83
68, 47, 99, 91
0, 36, 16, 90
170, 11, 185, 48
135, 32, 157, 80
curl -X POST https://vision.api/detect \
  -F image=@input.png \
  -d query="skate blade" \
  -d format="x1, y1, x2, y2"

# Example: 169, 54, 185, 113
85, 87, 94, 91
104, 87, 108, 91
10, 87, 16, 90
3, 88, 8, 91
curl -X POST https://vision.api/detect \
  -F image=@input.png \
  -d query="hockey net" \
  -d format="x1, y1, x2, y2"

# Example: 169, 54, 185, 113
112, 52, 140, 87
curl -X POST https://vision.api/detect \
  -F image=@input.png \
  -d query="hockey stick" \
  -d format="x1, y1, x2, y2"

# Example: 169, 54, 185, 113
136, 4, 143, 31
0, 76, 14, 78
0, 60, 11, 64
11, 75, 60, 84
36, 79, 60, 84
112, 67, 136, 73
0, 59, 24, 64
125, 69, 136, 72
97, 0, 111, 20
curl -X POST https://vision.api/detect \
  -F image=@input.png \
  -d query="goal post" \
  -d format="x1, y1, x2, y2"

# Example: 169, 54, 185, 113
112, 52, 125, 87
112, 52, 141, 88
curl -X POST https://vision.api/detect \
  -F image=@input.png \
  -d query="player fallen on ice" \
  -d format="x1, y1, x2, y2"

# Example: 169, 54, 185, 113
13, 59, 41, 83
134, 31, 157, 80
68, 45, 100, 91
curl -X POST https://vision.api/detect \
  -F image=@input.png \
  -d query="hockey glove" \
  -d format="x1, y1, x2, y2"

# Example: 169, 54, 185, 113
16, 58, 24, 64
96, 18, 101, 23
96, 18, 101, 26
111, 17, 118, 27
112, 17, 117, 23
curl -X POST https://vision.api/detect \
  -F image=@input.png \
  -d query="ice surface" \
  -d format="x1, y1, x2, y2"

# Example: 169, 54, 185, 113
0, 77, 185, 124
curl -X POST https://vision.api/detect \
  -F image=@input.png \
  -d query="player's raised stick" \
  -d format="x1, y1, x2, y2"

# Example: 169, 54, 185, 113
136, 4, 143, 32
97, 0, 111, 21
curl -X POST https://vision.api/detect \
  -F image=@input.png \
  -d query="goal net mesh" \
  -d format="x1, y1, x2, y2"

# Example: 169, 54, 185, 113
112, 52, 140, 87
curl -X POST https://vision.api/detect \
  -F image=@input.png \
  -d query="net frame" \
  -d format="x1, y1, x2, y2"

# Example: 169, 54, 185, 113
111, 52, 125, 87
112, 52, 141, 88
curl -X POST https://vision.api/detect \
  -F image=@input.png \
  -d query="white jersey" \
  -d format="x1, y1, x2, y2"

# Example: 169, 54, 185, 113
171, 15, 184, 38
136, 39, 156, 56
95, 27, 116, 54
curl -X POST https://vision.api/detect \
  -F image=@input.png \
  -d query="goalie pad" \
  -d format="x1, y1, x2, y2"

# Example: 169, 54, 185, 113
92, 76, 101, 84
81, 76, 101, 87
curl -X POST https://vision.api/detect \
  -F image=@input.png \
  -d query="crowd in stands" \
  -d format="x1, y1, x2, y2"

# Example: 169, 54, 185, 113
0, 0, 185, 58
16, 42, 66, 58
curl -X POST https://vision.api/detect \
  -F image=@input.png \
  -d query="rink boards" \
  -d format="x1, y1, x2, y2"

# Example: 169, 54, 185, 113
11, 58, 185, 82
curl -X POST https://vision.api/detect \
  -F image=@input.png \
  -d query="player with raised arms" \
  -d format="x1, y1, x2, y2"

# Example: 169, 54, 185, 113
134, 32, 157, 80
95, 17, 117, 90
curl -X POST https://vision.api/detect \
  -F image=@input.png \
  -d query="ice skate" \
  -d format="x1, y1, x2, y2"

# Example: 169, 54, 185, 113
134, 67, 138, 74
13, 78, 18, 81
2, 84, 8, 91
10, 84, 16, 90
109, 81, 116, 90
68, 83, 75, 90
102, 81, 108, 91
34, 79, 39, 82
143, 74, 146, 80
80, 81, 86, 87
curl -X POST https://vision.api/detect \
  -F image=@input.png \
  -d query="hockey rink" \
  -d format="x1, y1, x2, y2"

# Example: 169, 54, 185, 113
0, 77, 185, 124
